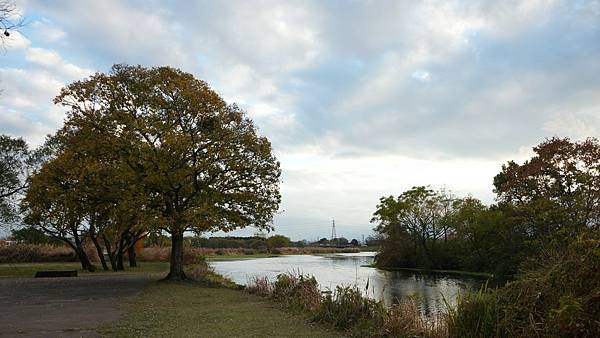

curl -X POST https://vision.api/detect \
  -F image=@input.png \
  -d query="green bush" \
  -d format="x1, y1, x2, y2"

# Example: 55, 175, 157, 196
446, 232, 600, 337
445, 285, 501, 338
495, 232, 600, 337
314, 285, 386, 331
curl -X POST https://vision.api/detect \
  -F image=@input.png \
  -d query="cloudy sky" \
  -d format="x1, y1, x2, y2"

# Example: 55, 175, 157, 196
2, 0, 600, 240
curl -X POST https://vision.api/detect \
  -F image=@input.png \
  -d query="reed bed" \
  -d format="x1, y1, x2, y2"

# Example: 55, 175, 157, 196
0, 243, 78, 263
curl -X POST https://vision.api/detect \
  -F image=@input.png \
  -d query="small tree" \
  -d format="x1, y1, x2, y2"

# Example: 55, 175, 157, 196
0, 135, 29, 224
266, 235, 290, 248
372, 186, 458, 268
23, 153, 96, 271
55, 65, 282, 280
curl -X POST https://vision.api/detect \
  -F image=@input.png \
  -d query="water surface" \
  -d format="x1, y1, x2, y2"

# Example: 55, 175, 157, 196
209, 252, 488, 316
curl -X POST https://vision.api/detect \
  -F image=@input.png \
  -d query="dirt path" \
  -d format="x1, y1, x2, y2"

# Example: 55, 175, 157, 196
0, 274, 153, 337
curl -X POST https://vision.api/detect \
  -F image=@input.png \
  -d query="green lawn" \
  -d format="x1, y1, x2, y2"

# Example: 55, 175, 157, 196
0, 261, 170, 278
101, 282, 341, 338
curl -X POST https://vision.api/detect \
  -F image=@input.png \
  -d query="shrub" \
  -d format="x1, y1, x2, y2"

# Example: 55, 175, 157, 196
444, 232, 600, 337
247, 276, 272, 297
445, 286, 500, 338
314, 285, 386, 331
495, 232, 600, 337
272, 273, 322, 311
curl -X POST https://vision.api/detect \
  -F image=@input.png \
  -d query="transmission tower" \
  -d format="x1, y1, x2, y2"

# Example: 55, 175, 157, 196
331, 218, 337, 243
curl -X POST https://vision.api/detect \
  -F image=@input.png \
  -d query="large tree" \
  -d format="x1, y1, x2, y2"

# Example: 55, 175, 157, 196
54, 65, 282, 279
494, 137, 600, 245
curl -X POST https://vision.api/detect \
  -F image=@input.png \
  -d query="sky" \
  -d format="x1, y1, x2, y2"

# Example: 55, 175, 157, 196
1, 0, 600, 241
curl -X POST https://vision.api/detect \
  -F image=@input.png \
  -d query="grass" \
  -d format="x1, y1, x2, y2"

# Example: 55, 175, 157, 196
100, 281, 341, 338
0, 261, 170, 278
445, 285, 500, 338
2, 261, 340, 337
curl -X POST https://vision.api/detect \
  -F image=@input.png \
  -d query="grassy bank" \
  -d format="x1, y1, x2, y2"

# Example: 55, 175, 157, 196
247, 273, 445, 337
101, 281, 340, 338
1, 261, 341, 337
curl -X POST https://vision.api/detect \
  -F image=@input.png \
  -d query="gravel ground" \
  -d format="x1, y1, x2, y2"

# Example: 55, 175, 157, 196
0, 274, 152, 337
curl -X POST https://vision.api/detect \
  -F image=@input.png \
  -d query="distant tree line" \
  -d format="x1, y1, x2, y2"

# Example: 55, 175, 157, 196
372, 138, 600, 277
143, 234, 294, 249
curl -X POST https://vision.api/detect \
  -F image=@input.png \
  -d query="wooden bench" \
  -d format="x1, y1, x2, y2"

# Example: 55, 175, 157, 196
34, 270, 78, 278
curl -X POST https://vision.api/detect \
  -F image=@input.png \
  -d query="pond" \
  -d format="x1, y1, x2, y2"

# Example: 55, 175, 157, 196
209, 252, 489, 317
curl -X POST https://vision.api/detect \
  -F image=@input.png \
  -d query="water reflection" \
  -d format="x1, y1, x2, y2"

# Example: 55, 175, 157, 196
209, 252, 487, 316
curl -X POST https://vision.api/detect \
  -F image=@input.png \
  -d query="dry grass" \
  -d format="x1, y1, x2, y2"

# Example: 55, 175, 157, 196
383, 300, 445, 337
0, 243, 77, 263
137, 246, 207, 264
248, 272, 446, 337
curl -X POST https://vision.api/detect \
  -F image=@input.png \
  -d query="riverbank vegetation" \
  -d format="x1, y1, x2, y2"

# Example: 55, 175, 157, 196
371, 137, 600, 336
248, 272, 444, 337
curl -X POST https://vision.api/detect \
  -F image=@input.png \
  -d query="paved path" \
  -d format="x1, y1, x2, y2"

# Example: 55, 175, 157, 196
0, 274, 152, 337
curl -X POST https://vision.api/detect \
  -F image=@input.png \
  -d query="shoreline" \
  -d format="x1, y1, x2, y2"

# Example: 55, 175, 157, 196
372, 265, 494, 279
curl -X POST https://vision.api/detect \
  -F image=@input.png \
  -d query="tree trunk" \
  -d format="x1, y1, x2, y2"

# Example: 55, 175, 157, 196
103, 235, 118, 271
166, 231, 186, 280
117, 250, 124, 270
116, 234, 126, 270
91, 235, 109, 271
71, 227, 95, 272
75, 246, 95, 272
128, 242, 137, 267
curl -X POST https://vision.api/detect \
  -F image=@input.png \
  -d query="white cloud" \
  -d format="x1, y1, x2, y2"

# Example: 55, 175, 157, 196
24, 46, 93, 80
30, 20, 66, 42
4, 0, 600, 240
26, 47, 61, 66
0, 110, 54, 146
